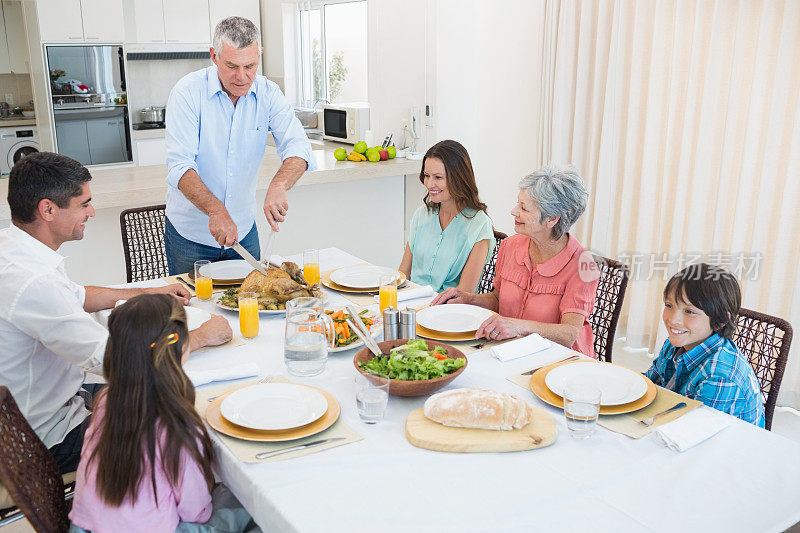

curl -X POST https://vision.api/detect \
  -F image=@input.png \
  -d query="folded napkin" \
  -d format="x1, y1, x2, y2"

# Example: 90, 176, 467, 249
372, 285, 436, 304
654, 408, 730, 452
490, 333, 552, 362
185, 363, 260, 387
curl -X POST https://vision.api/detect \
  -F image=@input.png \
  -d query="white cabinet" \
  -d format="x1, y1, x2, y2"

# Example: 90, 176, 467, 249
0, 1, 29, 73
134, 137, 167, 166
164, 0, 210, 44
208, 0, 260, 43
36, 0, 124, 43
130, 0, 165, 43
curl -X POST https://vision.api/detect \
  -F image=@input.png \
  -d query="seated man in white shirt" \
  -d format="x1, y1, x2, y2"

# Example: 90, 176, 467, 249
0, 152, 233, 473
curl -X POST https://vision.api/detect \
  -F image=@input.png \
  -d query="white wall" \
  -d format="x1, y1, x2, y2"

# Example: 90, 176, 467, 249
434, 0, 545, 236
126, 58, 210, 117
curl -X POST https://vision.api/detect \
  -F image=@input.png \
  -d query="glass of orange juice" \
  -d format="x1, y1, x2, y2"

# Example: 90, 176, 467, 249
378, 274, 398, 314
238, 291, 259, 339
303, 248, 320, 285
194, 260, 212, 301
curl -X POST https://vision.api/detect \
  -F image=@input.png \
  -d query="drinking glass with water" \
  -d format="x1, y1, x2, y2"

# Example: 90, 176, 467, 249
563, 378, 601, 439
284, 301, 335, 377
355, 373, 389, 424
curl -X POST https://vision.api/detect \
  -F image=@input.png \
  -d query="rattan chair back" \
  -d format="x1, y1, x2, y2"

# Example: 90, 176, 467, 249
120, 204, 168, 282
732, 308, 793, 430
587, 256, 629, 362
0, 387, 69, 532
477, 230, 508, 294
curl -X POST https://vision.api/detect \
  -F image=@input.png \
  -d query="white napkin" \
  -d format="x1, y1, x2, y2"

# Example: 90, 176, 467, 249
372, 285, 436, 304
654, 408, 731, 452
185, 363, 260, 387
490, 333, 552, 362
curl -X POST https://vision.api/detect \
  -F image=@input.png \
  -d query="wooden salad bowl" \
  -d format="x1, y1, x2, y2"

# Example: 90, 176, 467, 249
353, 339, 468, 397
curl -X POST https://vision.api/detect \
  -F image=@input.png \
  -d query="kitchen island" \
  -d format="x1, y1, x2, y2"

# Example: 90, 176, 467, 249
0, 148, 423, 285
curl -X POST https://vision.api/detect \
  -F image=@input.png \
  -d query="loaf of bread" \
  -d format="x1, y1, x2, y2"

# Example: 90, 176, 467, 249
423, 388, 535, 431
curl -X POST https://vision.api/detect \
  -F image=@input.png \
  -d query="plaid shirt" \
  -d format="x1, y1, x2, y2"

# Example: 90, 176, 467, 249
646, 334, 765, 427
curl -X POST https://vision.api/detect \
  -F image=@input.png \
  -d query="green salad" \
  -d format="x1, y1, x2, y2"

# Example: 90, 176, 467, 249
358, 339, 465, 381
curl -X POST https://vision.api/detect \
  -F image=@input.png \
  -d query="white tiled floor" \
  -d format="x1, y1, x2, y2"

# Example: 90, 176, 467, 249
4, 339, 800, 532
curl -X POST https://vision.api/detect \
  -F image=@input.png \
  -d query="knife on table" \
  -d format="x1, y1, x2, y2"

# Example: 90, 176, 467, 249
232, 241, 269, 276
255, 437, 346, 460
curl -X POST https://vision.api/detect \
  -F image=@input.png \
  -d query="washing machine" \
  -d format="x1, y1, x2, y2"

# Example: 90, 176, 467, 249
0, 126, 39, 176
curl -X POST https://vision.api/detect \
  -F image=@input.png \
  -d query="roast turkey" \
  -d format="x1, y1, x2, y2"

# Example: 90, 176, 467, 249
239, 262, 321, 303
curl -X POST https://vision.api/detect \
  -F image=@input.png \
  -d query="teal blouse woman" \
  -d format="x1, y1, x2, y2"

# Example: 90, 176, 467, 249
399, 140, 495, 293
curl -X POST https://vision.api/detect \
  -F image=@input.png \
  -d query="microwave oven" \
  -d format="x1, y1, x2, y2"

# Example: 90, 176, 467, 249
321, 102, 370, 144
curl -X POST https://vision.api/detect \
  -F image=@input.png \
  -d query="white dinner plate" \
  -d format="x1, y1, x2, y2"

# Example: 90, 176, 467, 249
415, 304, 494, 333
329, 265, 400, 289
544, 361, 648, 406
213, 298, 286, 315
199, 259, 255, 281
220, 383, 328, 431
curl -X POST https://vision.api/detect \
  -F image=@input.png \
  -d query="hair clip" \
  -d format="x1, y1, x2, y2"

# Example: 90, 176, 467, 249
150, 333, 179, 348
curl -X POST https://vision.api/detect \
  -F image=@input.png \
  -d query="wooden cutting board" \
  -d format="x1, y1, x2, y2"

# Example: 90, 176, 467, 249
405, 407, 557, 453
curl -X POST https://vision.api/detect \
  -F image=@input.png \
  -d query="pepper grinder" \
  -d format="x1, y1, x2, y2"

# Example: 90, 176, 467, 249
382, 306, 399, 341
399, 308, 416, 340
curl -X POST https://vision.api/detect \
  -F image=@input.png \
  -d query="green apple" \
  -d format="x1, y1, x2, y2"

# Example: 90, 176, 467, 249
354, 141, 368, 154
387, 146, 397, 159
334, 147, 347, 161
365, 149, 381, 162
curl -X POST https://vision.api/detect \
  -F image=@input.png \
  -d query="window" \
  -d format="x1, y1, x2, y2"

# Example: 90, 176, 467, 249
297, 0, 368, 107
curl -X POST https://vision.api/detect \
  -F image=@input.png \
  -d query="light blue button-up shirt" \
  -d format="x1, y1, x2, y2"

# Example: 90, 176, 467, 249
165, 65, 316, 247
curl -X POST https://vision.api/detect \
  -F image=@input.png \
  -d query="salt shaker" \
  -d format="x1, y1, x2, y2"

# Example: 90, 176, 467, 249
382, 306, 399, 341
399, 309, 416, 340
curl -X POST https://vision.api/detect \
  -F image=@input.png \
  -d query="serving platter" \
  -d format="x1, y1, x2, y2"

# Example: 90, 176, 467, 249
327, 307, 381, 353
213, 299, 286, 315
206, 384, 340, 442
530, 361, 657, 415
416, 304, 494, 334
220, 383, 328, 431
544, 361, 648, 406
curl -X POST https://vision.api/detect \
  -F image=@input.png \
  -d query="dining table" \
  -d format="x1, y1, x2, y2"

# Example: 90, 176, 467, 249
160, 247, 800, 533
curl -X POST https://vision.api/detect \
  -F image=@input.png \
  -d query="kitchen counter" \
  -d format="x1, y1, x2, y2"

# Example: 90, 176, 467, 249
0, 118, 37, 128
0, 149, 421, 221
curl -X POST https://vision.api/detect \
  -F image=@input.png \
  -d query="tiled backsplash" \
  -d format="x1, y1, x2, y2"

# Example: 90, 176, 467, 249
126, 58, 210, 118
0, 74, 33, 107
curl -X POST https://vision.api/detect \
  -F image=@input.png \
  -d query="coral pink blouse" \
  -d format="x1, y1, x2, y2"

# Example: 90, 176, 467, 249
493, 233, 599, 357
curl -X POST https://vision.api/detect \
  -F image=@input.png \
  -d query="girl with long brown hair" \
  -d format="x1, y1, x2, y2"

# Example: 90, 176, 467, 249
69, 294, 251, 532
399, 139, 495, 293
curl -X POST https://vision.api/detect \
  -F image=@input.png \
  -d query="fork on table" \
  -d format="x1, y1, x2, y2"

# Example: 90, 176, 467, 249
207, 374, 275, 402
639, 402, 687, 426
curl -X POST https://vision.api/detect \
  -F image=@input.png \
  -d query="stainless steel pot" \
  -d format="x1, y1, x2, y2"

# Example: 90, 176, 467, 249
140, 106, 165, 123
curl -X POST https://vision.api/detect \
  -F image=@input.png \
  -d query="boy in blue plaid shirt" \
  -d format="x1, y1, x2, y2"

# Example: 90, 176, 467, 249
645, 264, 765, 427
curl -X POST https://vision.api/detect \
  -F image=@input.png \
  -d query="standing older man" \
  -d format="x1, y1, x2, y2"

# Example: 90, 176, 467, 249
165, 16, 315, 274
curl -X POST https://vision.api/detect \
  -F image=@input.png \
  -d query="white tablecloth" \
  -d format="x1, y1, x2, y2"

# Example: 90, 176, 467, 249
178, 249, 800, 533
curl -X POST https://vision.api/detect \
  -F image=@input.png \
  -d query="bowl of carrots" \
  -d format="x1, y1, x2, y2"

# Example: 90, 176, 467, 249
325, 308, 380, 352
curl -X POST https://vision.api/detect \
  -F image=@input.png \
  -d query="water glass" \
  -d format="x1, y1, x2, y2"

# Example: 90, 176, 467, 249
355, 373, 389, 424
238, 291, 259, 339
378, 274, 398, 314
194, 260, 212, 301
303, 248, 321, 285
284, 307, 335, 377
563, 378, 601, 439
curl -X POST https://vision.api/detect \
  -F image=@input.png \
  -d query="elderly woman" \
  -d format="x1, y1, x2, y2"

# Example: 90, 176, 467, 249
432, 165, 599, 357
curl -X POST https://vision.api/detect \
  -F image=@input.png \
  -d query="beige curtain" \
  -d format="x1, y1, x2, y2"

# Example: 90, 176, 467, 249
535, 0, 800, 408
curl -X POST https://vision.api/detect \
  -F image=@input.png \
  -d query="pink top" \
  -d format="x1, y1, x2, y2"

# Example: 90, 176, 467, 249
493, 233, 599, 357
69, 394, 213, 533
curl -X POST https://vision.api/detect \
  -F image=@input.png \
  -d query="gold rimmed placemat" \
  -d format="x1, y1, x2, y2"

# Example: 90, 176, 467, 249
596, 387, 702, 438
195, 376, 362, 462
321, 268, 407, 294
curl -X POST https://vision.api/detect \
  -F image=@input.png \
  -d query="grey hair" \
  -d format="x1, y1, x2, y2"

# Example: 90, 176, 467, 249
518, 164, 588, 240
212, 16, 261, 51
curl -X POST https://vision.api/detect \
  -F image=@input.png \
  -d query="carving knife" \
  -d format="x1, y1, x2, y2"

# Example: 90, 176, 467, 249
255, 437, 346, 460
231, 241, 269, 276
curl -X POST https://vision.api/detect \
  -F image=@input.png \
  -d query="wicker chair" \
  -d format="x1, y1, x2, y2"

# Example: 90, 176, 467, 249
120, 204, 169, 283
477, 230, 508, 294
732, 308, 793, 431
587, 255, 629, 363
0, 387, 71, 532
